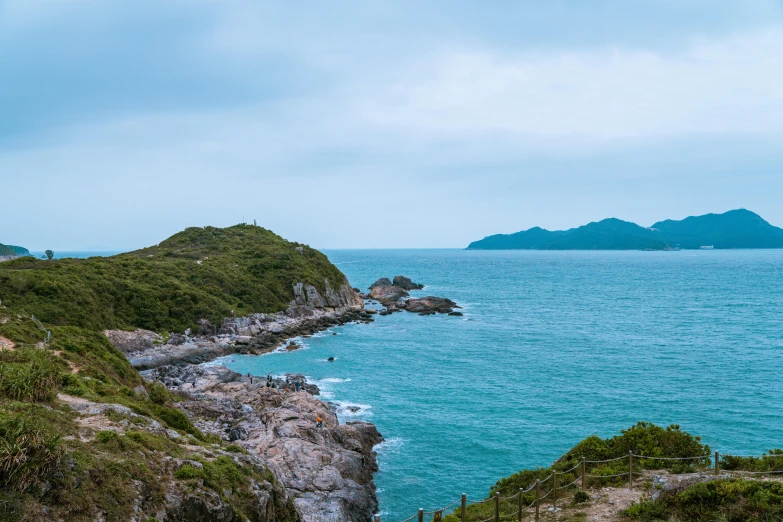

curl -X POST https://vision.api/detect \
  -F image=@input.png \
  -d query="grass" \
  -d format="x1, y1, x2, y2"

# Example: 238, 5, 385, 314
0, 224, 350, 333
0, 224, 346, 520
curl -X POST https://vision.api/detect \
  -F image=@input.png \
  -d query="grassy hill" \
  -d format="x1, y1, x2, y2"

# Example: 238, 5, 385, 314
0, 224, 349, 520
0, 224, 349, 332
0, 244, 29, 257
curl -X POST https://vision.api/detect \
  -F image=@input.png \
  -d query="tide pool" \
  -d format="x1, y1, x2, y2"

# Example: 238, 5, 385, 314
220, 249, 783, 519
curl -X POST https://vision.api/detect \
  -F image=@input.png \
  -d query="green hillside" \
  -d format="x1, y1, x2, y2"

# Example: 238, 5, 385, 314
0, 224, 349, 333
0, 244, 15, 256
0, 224, 350, 520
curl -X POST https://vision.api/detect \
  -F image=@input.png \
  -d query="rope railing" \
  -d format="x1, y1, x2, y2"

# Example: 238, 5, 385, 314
389, 450, 783, 522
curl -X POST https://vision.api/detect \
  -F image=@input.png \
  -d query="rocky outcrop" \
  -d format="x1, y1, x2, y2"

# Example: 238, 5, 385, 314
57, 392, 300, 521
366, 277, 460, 316
401, 296, 460, 315
392, 276, 423, 290
650, 471, 734, 501
144, 365, 383, 522
108, 282, 372, 370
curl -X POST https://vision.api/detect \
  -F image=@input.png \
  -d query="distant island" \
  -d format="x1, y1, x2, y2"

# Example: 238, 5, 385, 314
467, 209, 783, 250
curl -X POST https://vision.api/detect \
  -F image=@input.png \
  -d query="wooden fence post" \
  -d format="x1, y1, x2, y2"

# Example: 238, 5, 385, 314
494, 492, 500, 522
461, 493, 466, 522
715, 451, 720, 476
581, 457, 586, 490
553, 471, 557, 509
535, 480, 540, 522
629, 451, 633, 488
517, 488, 523, 522
418, 508, 423, 522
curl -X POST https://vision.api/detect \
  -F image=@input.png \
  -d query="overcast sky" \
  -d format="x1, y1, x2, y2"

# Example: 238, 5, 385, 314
2, 0, 783, 250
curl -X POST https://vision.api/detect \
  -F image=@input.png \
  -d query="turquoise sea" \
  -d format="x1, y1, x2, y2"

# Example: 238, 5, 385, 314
216, 249, 783, 519
54, 248, 783, 518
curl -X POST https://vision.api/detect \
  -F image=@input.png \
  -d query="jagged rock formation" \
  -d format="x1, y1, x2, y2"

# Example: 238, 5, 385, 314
366, 277, 460, 316
56, 393, 301, 521
145, 365, 383, 522
108, 282, 372, 370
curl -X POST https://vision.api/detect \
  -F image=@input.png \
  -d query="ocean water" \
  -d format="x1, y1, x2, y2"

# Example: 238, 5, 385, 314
27, 251, 121, 259
216, 249, 783, 520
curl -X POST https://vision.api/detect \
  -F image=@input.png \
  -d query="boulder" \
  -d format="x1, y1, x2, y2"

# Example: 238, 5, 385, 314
392, 275, 424, 290
403, 297, 460, 314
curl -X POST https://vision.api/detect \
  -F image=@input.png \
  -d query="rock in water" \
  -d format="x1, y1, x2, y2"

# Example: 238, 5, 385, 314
403, 296, 460, 314
392, 275, 424, 290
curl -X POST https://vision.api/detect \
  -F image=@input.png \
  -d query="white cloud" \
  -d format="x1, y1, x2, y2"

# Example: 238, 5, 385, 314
358, 29, 783, 143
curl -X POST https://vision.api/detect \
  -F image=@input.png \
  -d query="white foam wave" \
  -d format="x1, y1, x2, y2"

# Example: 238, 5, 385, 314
374, 437, 404, 454
333, 401, 373, 418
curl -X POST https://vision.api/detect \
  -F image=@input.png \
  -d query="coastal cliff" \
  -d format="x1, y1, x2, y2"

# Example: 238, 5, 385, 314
0, 224, 383, 521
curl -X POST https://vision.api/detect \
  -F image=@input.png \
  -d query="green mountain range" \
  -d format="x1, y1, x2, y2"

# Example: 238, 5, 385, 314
467, 209, 783, 250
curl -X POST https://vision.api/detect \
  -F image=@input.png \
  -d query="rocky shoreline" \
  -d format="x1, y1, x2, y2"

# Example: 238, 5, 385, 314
103, 277, 459, 521
144, 364, 383, 521
105, 281, 384, 521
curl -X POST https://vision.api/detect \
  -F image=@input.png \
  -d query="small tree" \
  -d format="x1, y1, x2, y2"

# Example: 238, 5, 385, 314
44, 250, 54, 260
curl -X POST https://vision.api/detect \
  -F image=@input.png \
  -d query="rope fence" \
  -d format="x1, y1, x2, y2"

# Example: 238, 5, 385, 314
382, 450, 783, 522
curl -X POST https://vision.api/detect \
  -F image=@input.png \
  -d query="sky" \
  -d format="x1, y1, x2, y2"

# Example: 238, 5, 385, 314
2, 0, 783, 250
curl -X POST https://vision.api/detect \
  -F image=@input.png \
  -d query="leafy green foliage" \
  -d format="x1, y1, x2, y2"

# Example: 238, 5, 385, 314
721, 449, 783, 472
445, 423, 710, 522
0, 224, 349, 333
626, 479, 783, 522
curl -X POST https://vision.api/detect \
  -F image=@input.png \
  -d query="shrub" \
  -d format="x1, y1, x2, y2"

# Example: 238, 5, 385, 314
175, 464, 203, 480
573, 490, 590, 504
147, 382, 170, 405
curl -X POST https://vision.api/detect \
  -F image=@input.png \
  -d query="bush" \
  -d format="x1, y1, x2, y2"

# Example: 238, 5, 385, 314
625, 479, 783, 522
147, 382, 170, 405
175, 464, 203, 480
573, 490, 590, 504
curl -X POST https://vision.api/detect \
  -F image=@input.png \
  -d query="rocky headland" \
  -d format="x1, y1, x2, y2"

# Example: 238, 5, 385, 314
363, 276, 462, 316
108, 282, 374, 371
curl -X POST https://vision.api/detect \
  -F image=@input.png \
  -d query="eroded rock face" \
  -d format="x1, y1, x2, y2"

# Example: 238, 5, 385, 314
144, 365, 383, 522
103, 329, 162, 355
106, 282, 370, 370
57, 392, 298, 522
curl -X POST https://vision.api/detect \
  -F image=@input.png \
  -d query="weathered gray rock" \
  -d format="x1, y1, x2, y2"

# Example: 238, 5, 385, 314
650, 471, 733, 501
103, 329, 161, 355
403, 296, 460, 314
392, 275, 424, 290
143, 365, 382, 522
107, 282, 367, 370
